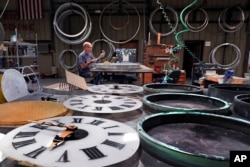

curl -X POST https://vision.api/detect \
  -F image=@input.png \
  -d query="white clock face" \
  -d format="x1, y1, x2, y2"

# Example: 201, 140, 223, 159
63, 94, 142, 113
0, 116, 140, 167
88, 84, 143, 95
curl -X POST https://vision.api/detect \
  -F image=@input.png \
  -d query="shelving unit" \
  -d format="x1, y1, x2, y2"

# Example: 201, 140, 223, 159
2, 41, 38, 67
0, 31, 40, 92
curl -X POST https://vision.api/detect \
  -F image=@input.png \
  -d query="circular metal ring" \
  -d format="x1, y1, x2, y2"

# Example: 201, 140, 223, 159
55, 10, 87, 39
209, 43, 241, 69
59, 49, 78, 70
99, 0, 141, 44
53, 3, 88, 38
222, 7, 245, 31
185, 8, 209, 32
92, 39, 115, 61
149, 6, 179, 36
53, 3, 92, 45
54, 9, 92, 45
108, 8, 130, 30
218, 7, 245, 33
0, 0, 10, 19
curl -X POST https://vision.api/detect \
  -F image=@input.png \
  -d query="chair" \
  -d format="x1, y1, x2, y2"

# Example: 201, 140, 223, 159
166, 70, 181, 83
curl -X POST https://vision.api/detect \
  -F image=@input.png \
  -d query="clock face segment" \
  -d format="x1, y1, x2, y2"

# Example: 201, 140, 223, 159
63, 94, 142, 113
0, 116, 140, 167
88, 84, 143, 95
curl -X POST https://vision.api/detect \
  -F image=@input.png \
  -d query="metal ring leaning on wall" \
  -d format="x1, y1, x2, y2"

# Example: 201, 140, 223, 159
218, 7, 245, 33
184, 8, 209, 32
59, 49, 78, 71
55, 10, 92, 45
53, 2, 92, 45
149, 6, 179, 36
108, 8, 130, 30
92, 39, 115, 62
209, 43, 241, 69
99, 0, 140, 44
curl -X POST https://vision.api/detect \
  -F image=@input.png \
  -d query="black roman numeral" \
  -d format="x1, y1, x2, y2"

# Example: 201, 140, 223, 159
95, 107, 103, 111
80, 146, 106, 160
72, 118, 83, 123
70, 99, 82, 103
108, 132, 125, 136
31, 124, 48, 130
120, 104, 133, 108
12, 138, 36, 149
114, 97, 123, 99
124, 101, 136, 104
14, 131, 39, 138
103, 125, 119, 129
109, 106, 123, 110
57, 150, 69, 162
79, 105, 89, 109
70, 103, 83, 106
102, 139, 125, 150
88, 120, 105, 126
24, 146, 46, 159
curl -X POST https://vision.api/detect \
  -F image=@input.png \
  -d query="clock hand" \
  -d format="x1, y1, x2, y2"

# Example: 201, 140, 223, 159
29, 120, 78, 130
49, 129, 75, 150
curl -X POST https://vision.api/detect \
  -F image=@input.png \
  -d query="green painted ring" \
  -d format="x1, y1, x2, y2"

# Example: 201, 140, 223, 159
137, 111, 250, 167
143, 93, 230, 115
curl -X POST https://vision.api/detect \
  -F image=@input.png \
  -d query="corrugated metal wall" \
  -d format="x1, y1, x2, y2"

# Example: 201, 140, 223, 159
0, 0, 249, 76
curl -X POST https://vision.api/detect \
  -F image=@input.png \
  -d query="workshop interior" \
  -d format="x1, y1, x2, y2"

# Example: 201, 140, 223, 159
0, 0, 250, 166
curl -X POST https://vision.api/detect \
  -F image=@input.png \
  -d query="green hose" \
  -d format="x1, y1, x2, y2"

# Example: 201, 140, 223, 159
156, 0, 200, 83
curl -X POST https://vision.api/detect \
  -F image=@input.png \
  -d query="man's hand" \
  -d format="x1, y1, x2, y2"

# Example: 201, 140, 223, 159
98, 51, 106, 60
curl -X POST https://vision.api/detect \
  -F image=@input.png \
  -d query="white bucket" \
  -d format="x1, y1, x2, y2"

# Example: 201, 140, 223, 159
10, 35, 17, 42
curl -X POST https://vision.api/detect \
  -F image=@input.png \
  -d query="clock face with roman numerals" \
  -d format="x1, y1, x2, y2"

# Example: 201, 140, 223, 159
88, 84, 143, 95
0, 116, 140, 167
63, 94, 142, 113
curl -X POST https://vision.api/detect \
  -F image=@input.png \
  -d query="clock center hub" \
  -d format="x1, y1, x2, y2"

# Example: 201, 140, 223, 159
71, 129, 89, 140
